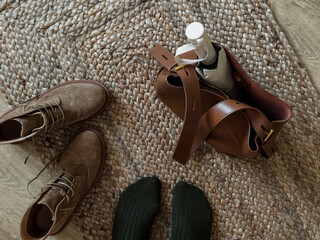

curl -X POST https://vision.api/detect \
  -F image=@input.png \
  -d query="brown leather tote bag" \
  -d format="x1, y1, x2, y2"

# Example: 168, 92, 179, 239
149, 44, 291, 165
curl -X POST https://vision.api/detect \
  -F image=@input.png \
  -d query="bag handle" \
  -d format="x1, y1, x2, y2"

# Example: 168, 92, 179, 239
150, 45, 202, 164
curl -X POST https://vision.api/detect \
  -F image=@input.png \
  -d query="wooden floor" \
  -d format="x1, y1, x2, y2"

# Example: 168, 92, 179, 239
0, 1, 319, 239
268, 0, 320, 91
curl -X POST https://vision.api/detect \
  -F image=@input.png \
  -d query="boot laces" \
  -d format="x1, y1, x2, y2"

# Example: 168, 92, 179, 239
27, 163, 76, 203
23, 101, 65, 164
41, 171, 75, 202
23, 100, 65, 133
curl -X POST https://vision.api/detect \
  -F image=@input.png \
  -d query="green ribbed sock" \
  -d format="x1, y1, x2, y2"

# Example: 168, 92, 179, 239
112, 177, 161, 240
171, 182, 212, 240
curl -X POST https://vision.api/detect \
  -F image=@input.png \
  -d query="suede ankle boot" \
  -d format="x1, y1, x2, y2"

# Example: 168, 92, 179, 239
0, 80, 111, 144
20, 129, 105, 240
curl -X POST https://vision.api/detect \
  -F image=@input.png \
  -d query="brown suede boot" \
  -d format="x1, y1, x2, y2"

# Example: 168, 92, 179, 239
20, 129, 105, 240
0, 80, 111, 144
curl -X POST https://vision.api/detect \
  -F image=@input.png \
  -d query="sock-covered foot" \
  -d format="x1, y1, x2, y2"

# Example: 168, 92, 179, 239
112, 177, 161, 240
171, 182, 212, 240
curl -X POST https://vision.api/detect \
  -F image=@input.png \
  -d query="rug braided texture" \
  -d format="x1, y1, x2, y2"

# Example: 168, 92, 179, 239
1, 0, 320, 239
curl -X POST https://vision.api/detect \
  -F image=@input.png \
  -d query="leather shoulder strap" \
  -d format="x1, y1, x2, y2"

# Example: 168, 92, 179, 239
149, 45, 177, 70
190, 99, 277, 157
149, 45, 201, 164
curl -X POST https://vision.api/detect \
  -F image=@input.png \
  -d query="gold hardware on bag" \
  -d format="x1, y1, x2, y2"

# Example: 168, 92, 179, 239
263, 129, 274, 143
175, 64, 187, 70
235, 76, 242, 82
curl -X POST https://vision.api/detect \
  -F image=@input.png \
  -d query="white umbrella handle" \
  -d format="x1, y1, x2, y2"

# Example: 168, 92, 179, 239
185, 22, 217, 65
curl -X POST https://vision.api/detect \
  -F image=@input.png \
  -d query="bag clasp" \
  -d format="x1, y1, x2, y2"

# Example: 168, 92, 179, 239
263, 128, 274, 143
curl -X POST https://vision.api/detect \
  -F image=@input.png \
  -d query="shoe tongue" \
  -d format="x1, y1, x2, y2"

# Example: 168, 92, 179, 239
37, 172, 74, 218
37, 190, 64, 219
13, 114, 44, 137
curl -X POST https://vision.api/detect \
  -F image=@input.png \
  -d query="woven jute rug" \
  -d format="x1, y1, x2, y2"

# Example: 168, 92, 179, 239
1, 0, 319, 239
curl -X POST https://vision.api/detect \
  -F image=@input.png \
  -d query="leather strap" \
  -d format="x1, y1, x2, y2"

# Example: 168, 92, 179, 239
245, 108, 278, 157
189, 99, 277, 157
150, 45, 201, 164
149, 45, 177, 71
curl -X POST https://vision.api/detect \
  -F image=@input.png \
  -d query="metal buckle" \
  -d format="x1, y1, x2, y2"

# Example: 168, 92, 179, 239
174, 64, 187, 71
263, 129, 274, 143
